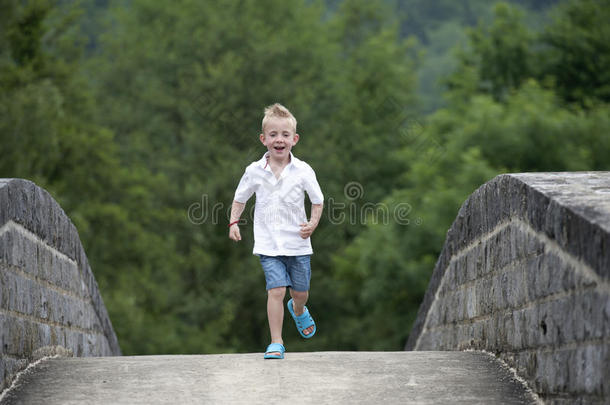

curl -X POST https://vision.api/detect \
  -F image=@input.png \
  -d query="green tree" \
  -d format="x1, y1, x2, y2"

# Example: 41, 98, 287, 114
446, 3, 534, 101
541, 0, 610, 105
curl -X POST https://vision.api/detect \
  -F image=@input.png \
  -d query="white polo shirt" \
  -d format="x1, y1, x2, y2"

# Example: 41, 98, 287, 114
234, 152, 324, 256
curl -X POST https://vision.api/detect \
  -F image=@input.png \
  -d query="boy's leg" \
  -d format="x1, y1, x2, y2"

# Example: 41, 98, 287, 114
287, 255, 315, 336
289, 289, 314, 336
259, 255, 291, 356
267, 286, 286, 355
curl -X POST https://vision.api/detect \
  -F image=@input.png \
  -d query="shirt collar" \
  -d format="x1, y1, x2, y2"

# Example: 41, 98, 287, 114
258, 151, 301, 170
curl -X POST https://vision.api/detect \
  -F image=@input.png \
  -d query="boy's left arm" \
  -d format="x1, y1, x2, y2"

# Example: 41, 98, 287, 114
300, 203, 323, 239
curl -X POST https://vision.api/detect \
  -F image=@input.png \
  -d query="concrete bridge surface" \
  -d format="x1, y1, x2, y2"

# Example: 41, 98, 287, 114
0, 351, 537, 404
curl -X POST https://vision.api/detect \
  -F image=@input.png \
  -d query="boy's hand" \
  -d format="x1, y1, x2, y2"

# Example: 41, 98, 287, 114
299, 221, 317, 239
229, 225, 241, 242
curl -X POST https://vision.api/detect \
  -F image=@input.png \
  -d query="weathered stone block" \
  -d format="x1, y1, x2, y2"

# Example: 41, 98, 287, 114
439, 259, 457, 294
441, 291, 455, 324
525, 255, 542, 301
474, 277, 493, 316
523, 305, 540, 349
505, 264, 526, 308
465, 287, 476, 319
0, 264, 8, 309
510, 309, 526, 350
506, 350, 536, 383
0, 357, 27, 394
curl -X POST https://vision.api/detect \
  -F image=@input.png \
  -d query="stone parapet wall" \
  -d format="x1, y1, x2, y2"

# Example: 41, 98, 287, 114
406, 172, 610, 405
0, 179, 120, 393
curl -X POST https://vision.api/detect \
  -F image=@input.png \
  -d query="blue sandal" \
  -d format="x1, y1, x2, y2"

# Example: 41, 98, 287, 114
264, 343, 285, 359
287, 298, 316, 339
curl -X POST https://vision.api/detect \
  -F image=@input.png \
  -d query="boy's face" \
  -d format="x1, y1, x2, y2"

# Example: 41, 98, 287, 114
260, 117, 299, 160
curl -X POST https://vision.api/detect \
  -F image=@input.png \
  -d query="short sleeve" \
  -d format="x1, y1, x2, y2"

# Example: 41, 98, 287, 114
303, 167, 324, 204
234, 169, 256, 203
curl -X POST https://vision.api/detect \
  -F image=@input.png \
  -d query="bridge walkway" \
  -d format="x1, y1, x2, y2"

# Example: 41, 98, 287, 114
0, 351, 537, 404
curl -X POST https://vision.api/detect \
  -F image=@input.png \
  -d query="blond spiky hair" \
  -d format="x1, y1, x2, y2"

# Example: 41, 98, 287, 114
262, 103, 297, 133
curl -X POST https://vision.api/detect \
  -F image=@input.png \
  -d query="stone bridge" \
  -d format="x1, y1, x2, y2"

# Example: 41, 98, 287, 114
1, 174, 608, 404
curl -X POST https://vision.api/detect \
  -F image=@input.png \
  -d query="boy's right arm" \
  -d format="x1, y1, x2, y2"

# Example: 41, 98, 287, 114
229, 200, 246, 242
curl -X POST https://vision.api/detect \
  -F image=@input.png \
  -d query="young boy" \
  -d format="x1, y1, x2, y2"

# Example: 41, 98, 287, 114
229, 103, 324, 359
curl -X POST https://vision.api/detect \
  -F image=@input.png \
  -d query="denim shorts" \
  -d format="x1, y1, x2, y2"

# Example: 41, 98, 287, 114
258, 254, 312, 292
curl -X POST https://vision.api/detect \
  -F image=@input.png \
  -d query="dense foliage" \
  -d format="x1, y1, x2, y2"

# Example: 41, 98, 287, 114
1, 0, 608, 354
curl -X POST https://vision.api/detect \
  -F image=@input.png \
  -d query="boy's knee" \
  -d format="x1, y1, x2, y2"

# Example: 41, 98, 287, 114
267, 287, 286, 300
290, 289, 308, 300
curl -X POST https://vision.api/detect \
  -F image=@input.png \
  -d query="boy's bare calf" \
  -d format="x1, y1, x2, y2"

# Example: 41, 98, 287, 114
289, 289, 315, 335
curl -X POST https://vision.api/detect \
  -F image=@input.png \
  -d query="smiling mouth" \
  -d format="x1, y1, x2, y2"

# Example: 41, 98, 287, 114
274, 146, 285, 151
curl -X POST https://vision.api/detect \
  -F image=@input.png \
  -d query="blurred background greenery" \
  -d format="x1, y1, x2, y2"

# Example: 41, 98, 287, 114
1, 0, 608, 354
